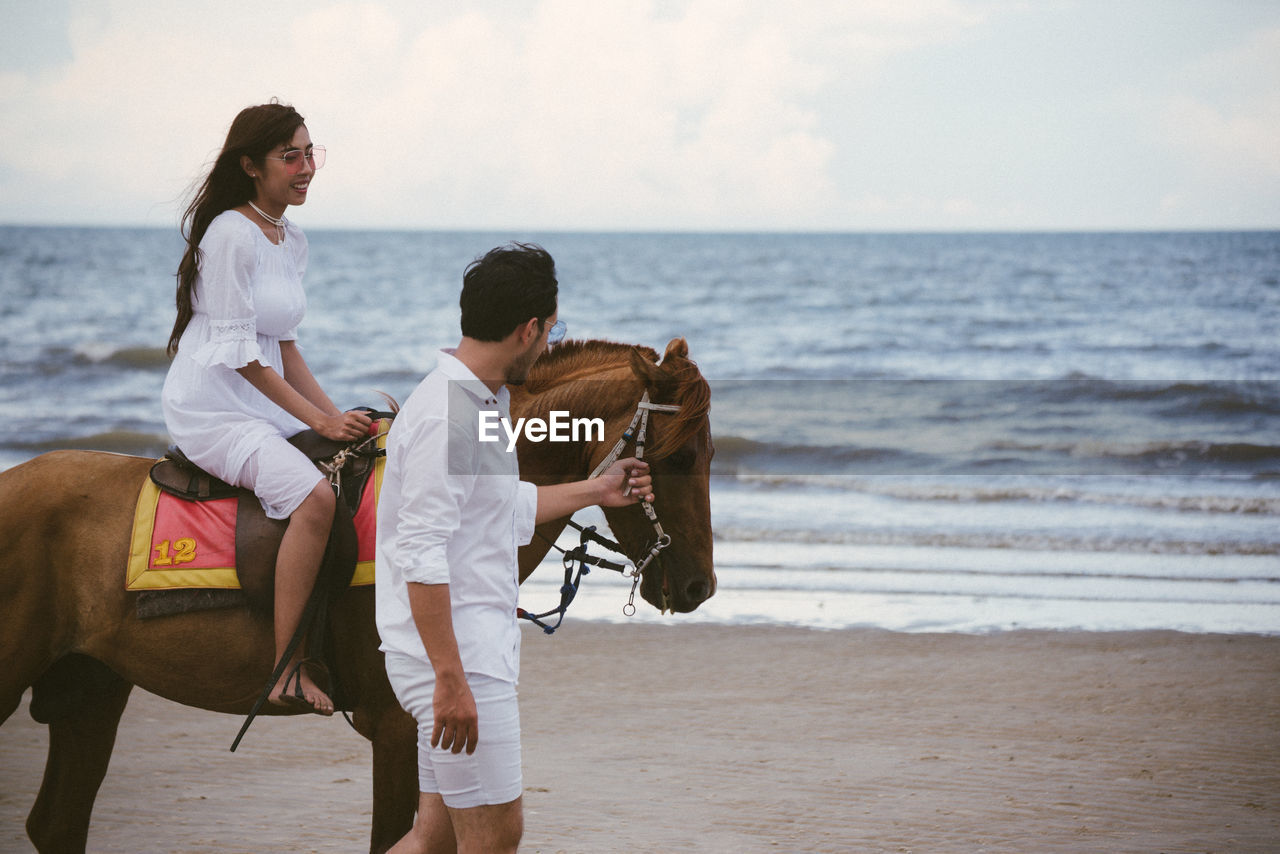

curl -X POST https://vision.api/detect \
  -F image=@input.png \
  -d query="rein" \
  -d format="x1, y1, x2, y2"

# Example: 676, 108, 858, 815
519, 391, 681, 633
518, 520, 629, 634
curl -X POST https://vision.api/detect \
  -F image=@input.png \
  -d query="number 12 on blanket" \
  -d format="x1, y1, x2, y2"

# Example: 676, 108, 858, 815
152, 537, 198, 566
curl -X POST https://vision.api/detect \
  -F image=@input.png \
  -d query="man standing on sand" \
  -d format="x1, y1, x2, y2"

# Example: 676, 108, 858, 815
375, 243, 654, 853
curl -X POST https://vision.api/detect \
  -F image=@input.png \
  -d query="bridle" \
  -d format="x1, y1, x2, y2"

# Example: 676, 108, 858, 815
520, 390, 682, 632
588, 390, 681, 576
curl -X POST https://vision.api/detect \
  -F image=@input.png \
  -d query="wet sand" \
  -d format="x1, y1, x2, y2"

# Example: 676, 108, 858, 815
2, 624, 1279, 852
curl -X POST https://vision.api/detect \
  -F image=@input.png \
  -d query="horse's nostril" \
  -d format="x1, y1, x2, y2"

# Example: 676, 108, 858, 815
685, 578, 710, 603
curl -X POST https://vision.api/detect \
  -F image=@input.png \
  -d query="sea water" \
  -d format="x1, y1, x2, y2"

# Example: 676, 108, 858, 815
1, 227, 1277, 633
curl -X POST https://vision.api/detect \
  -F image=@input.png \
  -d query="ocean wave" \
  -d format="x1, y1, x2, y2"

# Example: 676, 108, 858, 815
723, 473, 1280, 515
711, 378, 1280, 415
985, 438, 1280, 467
711, 435, 930, 471
711, 427, 1280, 477
1047, 379, 1280, 416
718, 562, 1280, 586
14, 430, 170, 456
73, 344, 171, 369
712, 525, 1280, 556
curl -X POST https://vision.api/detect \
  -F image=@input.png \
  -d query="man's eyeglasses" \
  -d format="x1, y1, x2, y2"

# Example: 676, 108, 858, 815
547, 319, 566, 344
266, 146, 326, 174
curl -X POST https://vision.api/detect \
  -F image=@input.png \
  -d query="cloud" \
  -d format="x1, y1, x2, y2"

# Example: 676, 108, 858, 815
0, 0, 988, 229
290, 0, 853, 229
1158, 27, 1280, 177
1162, 96, 1280, 178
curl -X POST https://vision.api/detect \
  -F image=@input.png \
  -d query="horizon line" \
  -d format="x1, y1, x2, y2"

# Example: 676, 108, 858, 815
2, 221, 1278, 237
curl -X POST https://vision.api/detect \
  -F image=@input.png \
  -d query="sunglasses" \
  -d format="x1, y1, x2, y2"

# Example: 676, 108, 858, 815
547, 319, 566, 344
265, 145, 326, 174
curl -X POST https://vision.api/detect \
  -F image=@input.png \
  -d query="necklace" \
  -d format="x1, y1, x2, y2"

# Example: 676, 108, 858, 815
247, 200, 286, 243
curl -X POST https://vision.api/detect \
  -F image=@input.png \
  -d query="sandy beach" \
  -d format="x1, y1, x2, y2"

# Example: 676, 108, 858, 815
2, 623, 1278, 853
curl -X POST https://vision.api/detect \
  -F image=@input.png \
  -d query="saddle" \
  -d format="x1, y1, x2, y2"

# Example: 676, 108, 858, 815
147, 418, 388, 614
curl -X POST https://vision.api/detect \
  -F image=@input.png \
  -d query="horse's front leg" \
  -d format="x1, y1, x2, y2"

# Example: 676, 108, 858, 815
26, 655, 133, 854
355, 697, 419, 854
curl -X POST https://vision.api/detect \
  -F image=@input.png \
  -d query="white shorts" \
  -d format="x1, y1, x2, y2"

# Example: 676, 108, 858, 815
384, 653, 522, 809
236, 435, 325, 520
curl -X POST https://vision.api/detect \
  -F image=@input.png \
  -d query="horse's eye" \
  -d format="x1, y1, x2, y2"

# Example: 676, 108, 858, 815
665, 445, 697, 471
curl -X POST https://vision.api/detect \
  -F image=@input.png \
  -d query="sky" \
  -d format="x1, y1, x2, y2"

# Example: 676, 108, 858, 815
1, 0, 1278, 232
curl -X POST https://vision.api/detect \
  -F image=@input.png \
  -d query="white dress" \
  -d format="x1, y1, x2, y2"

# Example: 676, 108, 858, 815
161, 210, 312, 513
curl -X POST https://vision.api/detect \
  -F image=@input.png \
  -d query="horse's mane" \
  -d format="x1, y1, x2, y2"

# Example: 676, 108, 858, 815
524, 339, 659, 388
521, 339, 710, 460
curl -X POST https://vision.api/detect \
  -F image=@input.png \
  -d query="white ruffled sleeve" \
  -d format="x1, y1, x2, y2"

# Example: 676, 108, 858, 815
191, 216, 270, 369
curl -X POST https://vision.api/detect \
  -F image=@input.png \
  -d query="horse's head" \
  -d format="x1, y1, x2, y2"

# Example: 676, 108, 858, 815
597, 337, 716, 613
514, 337, 716, 613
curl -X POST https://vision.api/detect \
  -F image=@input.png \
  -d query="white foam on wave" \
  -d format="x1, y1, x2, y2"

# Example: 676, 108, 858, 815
727, 472, 1280, 515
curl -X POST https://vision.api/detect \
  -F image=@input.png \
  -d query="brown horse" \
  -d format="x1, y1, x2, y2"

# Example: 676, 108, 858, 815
0, 337, 714, 854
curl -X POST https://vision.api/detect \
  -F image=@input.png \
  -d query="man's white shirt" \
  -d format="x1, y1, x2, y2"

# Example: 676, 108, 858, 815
375, 349, 538, 683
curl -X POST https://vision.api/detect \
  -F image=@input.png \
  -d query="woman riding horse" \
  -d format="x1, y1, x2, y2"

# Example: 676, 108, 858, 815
163, 101, 372, 714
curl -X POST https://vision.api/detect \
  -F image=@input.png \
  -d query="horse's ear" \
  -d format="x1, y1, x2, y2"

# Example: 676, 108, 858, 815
660, 337, 689, 364
629, 346, 661, 386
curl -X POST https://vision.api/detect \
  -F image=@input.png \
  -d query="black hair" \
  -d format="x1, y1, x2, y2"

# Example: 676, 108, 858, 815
460, 243, 558, 342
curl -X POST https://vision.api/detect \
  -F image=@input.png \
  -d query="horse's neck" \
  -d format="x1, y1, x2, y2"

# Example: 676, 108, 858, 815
513, 363, 638, 421
510, 364, 640, 484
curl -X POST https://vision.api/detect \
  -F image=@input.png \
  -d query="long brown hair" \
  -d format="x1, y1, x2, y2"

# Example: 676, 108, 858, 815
167, 101, 306, 356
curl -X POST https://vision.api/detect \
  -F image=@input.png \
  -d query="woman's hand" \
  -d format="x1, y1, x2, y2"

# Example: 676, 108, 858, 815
316, 410, 373, 442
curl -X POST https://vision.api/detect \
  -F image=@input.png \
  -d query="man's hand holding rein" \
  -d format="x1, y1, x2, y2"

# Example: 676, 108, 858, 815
596, 457, 654, 506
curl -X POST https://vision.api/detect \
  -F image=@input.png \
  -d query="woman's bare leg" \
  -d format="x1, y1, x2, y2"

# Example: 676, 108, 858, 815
268, 478, 336, 713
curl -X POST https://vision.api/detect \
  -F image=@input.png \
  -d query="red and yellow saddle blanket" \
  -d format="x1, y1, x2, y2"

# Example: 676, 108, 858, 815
126, 430, 386, 591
